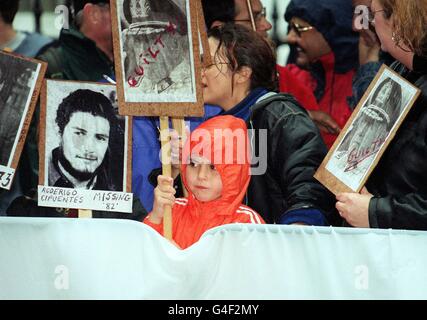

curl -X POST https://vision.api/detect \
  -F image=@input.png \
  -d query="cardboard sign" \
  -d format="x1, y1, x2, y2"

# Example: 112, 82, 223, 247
315, 65, 421, 195
39, 80, 133, 213
38, 186, 133, 213
0, 51, 47, 190
111, 0, 204, 116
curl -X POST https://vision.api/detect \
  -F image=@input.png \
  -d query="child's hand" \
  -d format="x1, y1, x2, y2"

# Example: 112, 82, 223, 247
150, 175, 176, 224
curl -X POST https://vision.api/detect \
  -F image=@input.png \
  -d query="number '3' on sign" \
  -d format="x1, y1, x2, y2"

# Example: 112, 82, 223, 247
0, 165, 15, 190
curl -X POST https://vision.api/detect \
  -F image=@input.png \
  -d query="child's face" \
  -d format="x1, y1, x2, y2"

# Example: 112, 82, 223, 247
185, 155, 223, 202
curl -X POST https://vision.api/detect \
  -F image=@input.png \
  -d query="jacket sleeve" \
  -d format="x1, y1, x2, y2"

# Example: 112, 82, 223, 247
143, 213, 164, 234
267, 105, 337, 225
348, 62, 382, 110
369, 194, 427, 230
235, 206, 266, 224
132, 117, 162, 212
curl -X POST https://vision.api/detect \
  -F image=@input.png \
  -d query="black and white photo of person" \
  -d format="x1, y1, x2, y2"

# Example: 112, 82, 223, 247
46, 87, 125, 191
336, 77, 402, 172
118, 0, 194, 101
0, 55, 38, 166
323, 70, 413, 192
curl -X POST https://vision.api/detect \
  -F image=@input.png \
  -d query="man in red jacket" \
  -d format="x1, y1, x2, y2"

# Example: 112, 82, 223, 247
278, 0, 359, 149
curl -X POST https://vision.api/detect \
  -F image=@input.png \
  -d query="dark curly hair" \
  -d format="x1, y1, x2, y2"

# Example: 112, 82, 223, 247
0, 0, 19, 24
56, 89, 117, 135
202, 0, 235, 29
208, 23, 277, 92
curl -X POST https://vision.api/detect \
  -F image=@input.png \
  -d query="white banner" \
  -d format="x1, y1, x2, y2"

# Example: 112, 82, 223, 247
0, 218, 427, 299
38, 185, 133, 213
0, 165, 15, 190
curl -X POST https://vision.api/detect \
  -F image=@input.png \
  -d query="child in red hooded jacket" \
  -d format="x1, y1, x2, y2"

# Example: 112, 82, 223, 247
143, 115, 265, 249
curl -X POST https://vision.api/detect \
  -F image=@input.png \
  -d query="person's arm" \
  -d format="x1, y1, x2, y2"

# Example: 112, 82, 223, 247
336, 188, 372, 228
143, 175, 183, 250
349, 62, 383, 110
369, 193, 427, 230
132, 117, 163, 212
270, 105, 336, 226
307, 110, 341, 135
148, 175, 175, 224
235, 205, 265, 224
143, 175, 176, 234
347, 30, 383, 110
336, 187, 427, 230
358, 30, 381, 66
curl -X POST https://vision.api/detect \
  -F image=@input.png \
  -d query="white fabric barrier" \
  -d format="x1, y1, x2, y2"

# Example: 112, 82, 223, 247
1, 217, 427, 299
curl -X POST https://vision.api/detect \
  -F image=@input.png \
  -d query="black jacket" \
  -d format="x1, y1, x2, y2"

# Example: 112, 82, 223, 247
367, 57, 427, 230
247, 93, 338, 224
37, 26, 113, 81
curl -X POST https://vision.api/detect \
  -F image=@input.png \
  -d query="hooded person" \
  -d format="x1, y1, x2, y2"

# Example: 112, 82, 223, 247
143, 115, 265, 249
278, 0, 359, 148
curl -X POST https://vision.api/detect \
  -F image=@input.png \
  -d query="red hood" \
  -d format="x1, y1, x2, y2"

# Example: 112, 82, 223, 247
181, 115, 250, 218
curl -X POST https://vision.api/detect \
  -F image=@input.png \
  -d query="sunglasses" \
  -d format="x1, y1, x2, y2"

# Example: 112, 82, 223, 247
289, 21, 314, 37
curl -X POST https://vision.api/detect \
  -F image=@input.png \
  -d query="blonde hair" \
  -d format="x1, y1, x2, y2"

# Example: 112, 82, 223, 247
379, 0, 427, 56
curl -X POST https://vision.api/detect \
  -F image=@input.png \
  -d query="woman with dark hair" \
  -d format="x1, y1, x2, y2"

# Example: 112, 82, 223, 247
203, 23, 337, 225
336, 0, 427, 230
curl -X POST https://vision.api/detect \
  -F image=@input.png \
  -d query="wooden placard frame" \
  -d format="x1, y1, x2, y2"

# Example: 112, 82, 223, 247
196, 0, 212, 67
39, 79, 133, 194
0, 51, 47, 190
111, 0, 204, 117
314, 65, 421, 195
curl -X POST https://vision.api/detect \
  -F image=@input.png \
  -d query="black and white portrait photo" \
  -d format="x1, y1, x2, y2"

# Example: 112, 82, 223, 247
0, 52, 42, 168
335, 78, 402, 172
119, 0, 192, 100
41, 80, 130, 193
111, 0, 204, 116
320, 66, 420, 193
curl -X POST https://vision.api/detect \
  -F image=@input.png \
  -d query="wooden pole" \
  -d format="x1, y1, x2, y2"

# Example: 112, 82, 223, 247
196, 0, 213, 66
78, 209, 92, 218
245, 0, 257, 31
160, 116, 173, 240
171, 118, 188, 197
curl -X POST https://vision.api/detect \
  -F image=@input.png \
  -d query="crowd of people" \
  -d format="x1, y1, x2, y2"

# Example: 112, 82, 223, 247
1, 0, 427, 249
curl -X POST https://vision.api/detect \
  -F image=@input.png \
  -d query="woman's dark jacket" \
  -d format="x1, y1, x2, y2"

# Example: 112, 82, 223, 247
247, 93, 338, 225
367, 56, 427, 230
